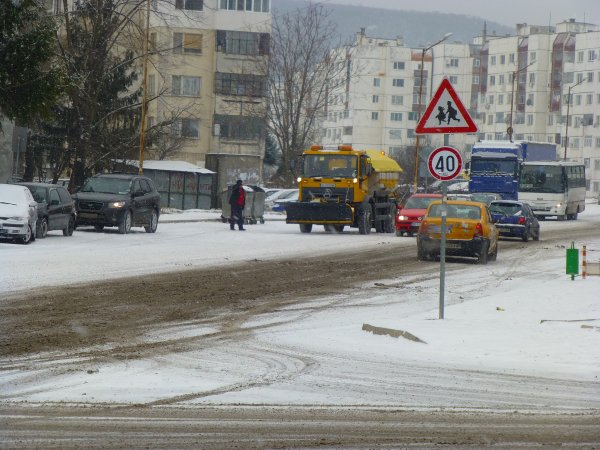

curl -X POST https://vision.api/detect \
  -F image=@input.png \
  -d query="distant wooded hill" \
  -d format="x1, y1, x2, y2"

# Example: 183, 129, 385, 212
273, 0, 514, 47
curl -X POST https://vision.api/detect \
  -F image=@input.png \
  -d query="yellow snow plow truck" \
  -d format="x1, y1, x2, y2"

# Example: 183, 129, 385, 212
285, 145, 403, 234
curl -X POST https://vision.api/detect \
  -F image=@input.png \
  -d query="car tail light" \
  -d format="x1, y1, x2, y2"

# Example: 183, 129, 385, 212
518, 217, 526, 225
474, 223, 483, 237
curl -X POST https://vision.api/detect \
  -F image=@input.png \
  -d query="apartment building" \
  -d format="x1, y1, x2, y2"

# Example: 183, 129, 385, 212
146, 0, 271, 182
322, 30, 477, 182
322, 20, 600, 196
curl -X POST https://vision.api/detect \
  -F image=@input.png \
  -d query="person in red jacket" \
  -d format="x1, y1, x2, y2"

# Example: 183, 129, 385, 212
228, 179, 246, 231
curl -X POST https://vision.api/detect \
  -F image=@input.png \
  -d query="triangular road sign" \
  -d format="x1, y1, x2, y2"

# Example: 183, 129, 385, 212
416, 78, 478, 134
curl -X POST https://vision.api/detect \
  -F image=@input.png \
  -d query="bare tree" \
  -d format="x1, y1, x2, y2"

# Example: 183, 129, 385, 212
266, 2, 350, 185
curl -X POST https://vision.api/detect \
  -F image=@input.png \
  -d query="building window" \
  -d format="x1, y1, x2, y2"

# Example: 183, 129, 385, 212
499, 74, 505, 85
584, 136, 593, 147
588, 49, 597, 61
215, 72, 266, 97
587, 72, 594, 82
391, 95, 403, 105
408, 111, 417, 121
498, 94, 504, 105
373, 78, 381, 87
390, 112, 402, 121
448, 58, 459, 67
172, 118, 200, 138
148, 74, 156, 96
172, 75, 201, 96
393, 61, 405, 70
214, 114, 263, 139
173, 33, 202, 54
371, 112, 379, 120
474, 59, 480, 67
490, 55, 496, 65
577, 51, 584, 63
175, 0, 203, 10
489, 75, 495, 86
500, 54, 506, 64
472, 75, 479, 85
509, 53, 515, 63
372, 95, 379, 103
219, 0, 269, 11
343, 126, 353, 135
392, 78, 404, 87
389, 129, 402, 140
388, 146, 402, 157
216, 30, 270, 56
527, 114, 534, 125
449, 75, 458, 84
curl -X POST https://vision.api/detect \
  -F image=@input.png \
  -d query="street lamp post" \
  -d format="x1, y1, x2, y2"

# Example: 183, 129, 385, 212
564, 77, 584, 161
507, 61, 534, 142
413, 33, 452, 192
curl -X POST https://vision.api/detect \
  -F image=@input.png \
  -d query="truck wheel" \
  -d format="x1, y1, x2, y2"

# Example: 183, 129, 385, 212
299, 224, 312, 233
334, 225, 344, 233
383, 203, 397, 233
324, 225, 335, 233
358, 204, 372, 235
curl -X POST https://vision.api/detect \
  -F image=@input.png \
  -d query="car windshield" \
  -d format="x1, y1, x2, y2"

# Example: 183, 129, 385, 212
490, 203, 523, 216
470, 193, 497, 204
404, 196, 438, 209
428, 204, 481, 220
81, 177, 132, 195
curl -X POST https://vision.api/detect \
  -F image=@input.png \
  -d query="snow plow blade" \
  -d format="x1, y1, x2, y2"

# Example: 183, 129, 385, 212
284, 202, 354, 224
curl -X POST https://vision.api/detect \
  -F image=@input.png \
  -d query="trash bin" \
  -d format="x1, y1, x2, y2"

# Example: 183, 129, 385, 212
220, 185, 264, 225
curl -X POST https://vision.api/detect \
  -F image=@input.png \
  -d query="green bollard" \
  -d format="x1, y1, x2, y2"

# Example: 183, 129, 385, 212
566, 241, 579, 281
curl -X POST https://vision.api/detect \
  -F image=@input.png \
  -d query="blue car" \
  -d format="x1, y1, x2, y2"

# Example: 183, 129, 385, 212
489, 200, 540, 242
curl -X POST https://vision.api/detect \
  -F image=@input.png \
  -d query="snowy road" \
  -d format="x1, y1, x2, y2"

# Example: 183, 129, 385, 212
1, 205, 599, 447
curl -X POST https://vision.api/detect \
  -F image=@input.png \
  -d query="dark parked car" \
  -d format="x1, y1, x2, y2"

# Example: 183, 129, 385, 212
18, 182, 76, 238
72, 173, 160, 234
489, 200, 540, 242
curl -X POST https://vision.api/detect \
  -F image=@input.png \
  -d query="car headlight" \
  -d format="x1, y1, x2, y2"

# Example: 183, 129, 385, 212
397, 215, 408, 220
9, 216, 28, 222
108, 201, 126, 208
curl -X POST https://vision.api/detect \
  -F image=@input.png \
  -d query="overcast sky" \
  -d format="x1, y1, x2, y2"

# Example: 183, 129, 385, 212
328, 0, 600, 28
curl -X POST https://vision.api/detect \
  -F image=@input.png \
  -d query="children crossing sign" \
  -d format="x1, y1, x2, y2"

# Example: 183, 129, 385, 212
416, 78, 477, 134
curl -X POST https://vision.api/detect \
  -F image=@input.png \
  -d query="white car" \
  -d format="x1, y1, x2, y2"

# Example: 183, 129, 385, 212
264, 188, 298, 211
0, 184, 38, 244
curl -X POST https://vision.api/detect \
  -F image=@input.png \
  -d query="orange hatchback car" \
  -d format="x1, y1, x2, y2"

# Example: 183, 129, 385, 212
417, 200, 499, 264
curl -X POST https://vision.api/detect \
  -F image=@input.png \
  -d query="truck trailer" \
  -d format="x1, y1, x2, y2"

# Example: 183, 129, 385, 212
284, 145, 403, 234
468, 140, 557, 200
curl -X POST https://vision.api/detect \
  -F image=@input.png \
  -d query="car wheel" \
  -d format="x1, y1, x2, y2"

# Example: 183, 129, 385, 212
18, 225, 33, 245
63, 216, 75, 236
37, 217, 48, 239
533, 228, 540, 241
522, 227, 529, 242
145, 209, 158, 233
118, 211, 132, 234
299, 223, 312, 233
478, 241, 489, 264
417, 242, 428, 261
489, 242, 498, 261
94, 225, 104, 232
357, 204, 372, 235
395, 229, 401, 237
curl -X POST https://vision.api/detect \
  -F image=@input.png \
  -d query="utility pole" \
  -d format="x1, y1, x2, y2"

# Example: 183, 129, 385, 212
138, 0, 151, 175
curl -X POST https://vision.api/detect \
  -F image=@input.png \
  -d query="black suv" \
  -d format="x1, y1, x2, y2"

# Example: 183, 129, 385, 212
72, 174, 160, 234
18, 182, 76, 238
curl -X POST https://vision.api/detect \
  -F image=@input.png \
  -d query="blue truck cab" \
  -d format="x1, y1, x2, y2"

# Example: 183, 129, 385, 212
468, 141, 557, 200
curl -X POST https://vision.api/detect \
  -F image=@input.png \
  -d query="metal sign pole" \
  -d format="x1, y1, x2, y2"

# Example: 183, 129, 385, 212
440, 182, 446, 319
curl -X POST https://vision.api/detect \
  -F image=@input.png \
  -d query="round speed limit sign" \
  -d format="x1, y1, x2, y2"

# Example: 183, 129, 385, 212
427, 146, 463, 181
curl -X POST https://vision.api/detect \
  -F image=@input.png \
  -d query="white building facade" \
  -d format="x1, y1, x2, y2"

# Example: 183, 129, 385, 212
322, 20, 600, 197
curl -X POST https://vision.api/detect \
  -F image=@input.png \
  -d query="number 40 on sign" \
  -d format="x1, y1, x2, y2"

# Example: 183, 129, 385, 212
427, 146, 463, 181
